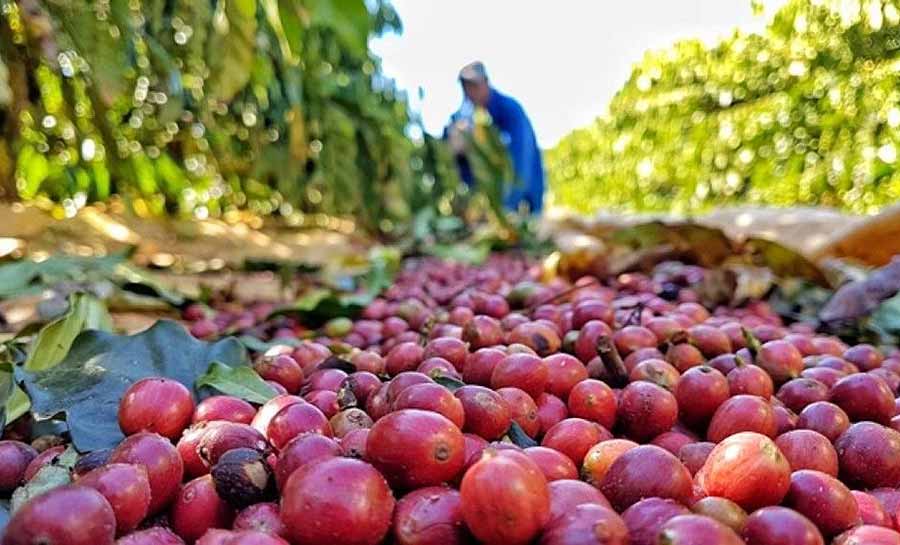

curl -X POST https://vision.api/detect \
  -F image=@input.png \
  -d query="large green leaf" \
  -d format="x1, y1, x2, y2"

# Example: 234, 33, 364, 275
196, 362, 277, 404
308, 0, 370, 57
206, 0, 258, 104
24, 293, 113, 372
18, 320, 249, 451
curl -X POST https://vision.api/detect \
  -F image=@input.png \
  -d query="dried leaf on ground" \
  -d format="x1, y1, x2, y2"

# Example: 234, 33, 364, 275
820, 257, 900, 324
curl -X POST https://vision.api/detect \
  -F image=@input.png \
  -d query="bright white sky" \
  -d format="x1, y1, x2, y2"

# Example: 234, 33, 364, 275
371, 1, 787, 148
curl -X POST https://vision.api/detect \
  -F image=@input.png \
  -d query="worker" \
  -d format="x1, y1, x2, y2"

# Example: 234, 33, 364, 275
445, 61, 545, 214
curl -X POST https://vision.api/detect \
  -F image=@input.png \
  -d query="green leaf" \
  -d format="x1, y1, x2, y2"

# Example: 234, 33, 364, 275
268, 288, 371, 327
196, 362, 277, 404
308, 0, 370, 57
359, 246, 401, 296
0, 261, 37, 298
268, 0, 304, 61
10, 446, 77, 514
0, 339, 29, 428
45, 0, 132, 107
506, 421, 538, 448
769, 279, 832, 324
4, 386, 30, 427
294, 288, 331, 309
741, 327, 763, 360
871, 292, 900, 341
206, 0, 258, 104
24, 293, 113, 372
18, 320, 249, 451
114, 264, 187, 307
15, 147, 49, 199
0, 364, 13, 429
242, 258, 320, 274
424, 242, 491, 265
0, 253, 130, 300
143, 35, 185, 125
0, 59, 10, 108
237, 335, 302, 353
433, 374, 465, 392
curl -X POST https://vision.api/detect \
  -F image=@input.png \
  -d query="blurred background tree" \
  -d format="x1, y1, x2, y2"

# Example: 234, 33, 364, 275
548, 0, 900, 216
0, 0, 469, 236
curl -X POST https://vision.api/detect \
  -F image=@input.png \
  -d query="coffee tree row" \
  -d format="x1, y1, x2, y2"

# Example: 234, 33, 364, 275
0, 0, 469, 234
549, 0, 900, 215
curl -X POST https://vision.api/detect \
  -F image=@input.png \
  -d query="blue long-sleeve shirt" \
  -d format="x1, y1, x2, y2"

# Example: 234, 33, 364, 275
447, 88, 545, 214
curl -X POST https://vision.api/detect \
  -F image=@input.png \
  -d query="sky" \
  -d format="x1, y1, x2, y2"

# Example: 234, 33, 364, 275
370, 1, 788, 148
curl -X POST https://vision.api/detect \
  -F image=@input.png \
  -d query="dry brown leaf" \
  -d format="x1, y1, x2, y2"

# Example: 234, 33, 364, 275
814, 203, 900, 267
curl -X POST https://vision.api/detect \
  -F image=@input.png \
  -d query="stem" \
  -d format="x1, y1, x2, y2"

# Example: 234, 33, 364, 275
741, 326, 761, 360
527, 278, 601, 310
597, 335, 629, 388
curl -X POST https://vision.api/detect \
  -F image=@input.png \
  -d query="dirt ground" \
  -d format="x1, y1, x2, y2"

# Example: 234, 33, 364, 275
0, 203, 371, 333
544, 203, 900, 267
3, 201, 900, 334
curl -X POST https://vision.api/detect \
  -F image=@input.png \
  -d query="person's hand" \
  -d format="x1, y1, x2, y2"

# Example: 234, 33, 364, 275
448, 123, 467, 155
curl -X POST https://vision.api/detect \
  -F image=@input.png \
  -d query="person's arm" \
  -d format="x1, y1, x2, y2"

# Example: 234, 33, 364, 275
444, 115, 474, 186
502, 101, 543, 210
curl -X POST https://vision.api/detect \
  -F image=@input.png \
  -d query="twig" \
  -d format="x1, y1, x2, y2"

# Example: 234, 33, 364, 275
527, 278, 601, 310
597, 335, 629, 388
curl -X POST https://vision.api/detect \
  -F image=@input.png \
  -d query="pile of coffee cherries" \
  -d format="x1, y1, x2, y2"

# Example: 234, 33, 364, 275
4, 254, 900, 545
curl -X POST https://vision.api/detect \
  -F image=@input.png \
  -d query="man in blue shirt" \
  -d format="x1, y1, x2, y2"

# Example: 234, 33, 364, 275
446, 61, 545, 214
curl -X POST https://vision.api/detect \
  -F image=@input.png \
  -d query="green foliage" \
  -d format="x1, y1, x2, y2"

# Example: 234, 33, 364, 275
0, 339, 28, 428
549, 0, 900, 215
0, 252, 129, 299
464, 109, 516, 230
18, 319, 248, 451
24, 293, 112, 372
267, 287, 371, 326
0, 0, 461, 235
196, 362, 277, 404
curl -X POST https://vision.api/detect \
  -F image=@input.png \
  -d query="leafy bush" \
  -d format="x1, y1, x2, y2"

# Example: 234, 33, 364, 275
0, 0, 461, 234
548, 0, 900, 215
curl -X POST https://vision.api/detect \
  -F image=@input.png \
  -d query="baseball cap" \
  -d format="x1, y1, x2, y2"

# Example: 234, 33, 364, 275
459, 61, 488, 83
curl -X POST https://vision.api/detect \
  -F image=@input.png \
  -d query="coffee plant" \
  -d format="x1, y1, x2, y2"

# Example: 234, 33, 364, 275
549, 0, 900, 215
